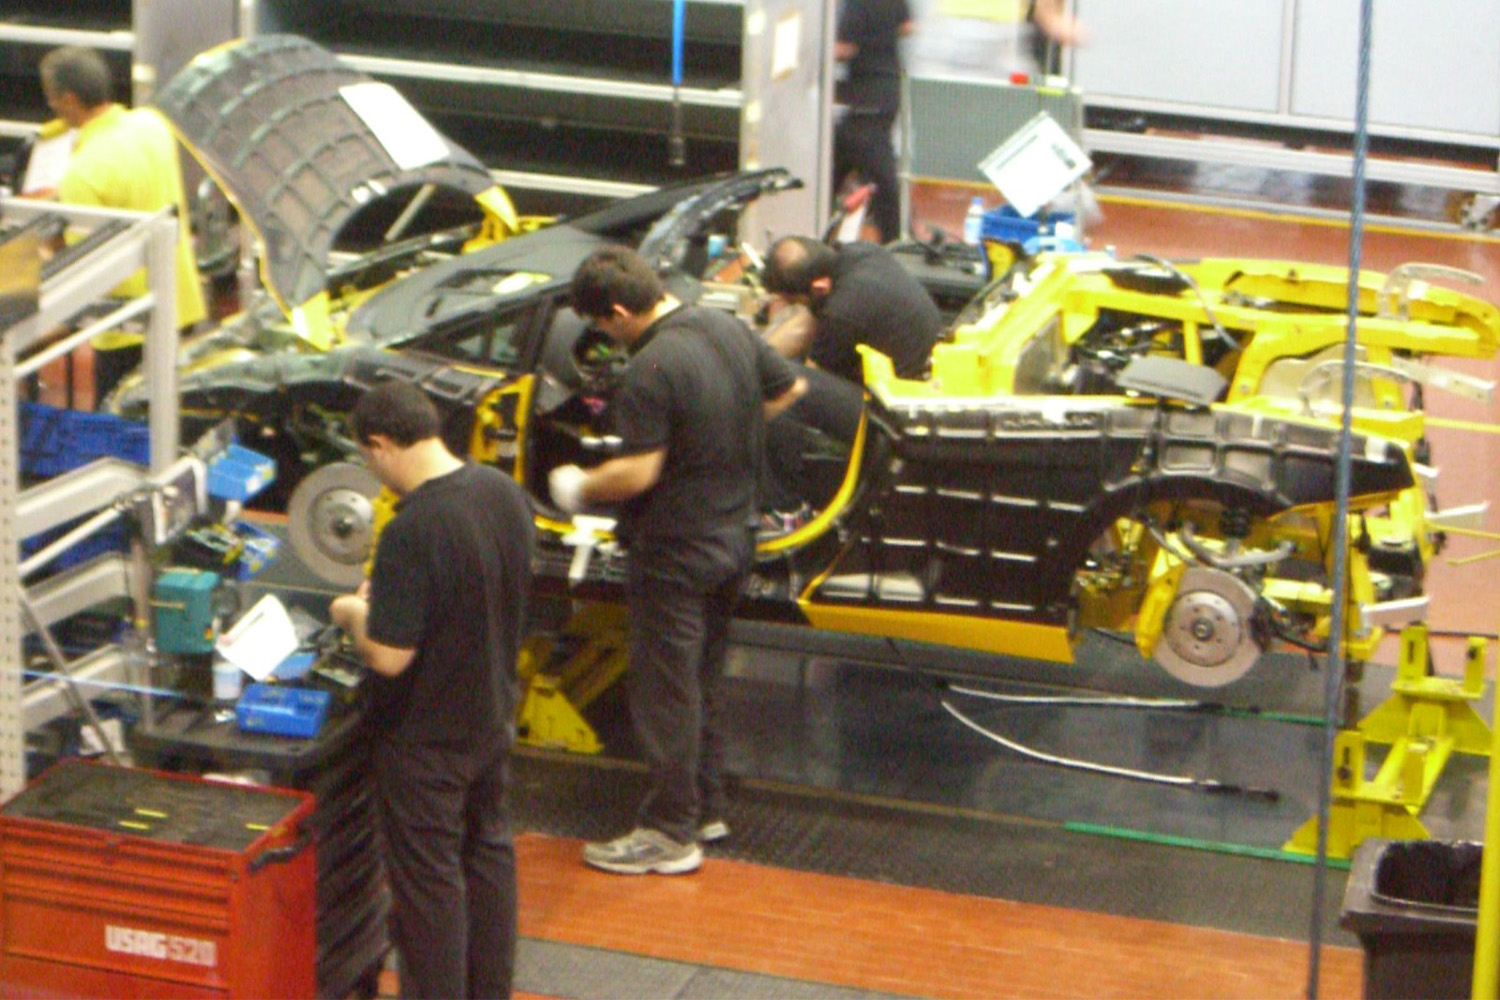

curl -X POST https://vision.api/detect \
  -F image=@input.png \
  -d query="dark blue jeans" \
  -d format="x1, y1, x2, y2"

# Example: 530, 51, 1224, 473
765, 364, 864, 509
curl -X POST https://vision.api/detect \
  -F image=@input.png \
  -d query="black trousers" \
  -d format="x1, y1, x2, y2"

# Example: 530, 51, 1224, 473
834, 109, 901, 243
626, 553, 744, 845
764, 364, 864, 510
373, 736, 516, 999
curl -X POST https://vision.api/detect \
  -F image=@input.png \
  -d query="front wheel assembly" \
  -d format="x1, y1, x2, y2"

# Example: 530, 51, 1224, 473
1152, 566, 1267, 688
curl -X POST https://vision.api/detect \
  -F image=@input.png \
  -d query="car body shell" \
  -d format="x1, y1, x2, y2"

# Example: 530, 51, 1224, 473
123, 35, 1500, 688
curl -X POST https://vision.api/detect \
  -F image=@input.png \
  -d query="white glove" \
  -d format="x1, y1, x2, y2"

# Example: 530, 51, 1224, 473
548, 464, 588, 515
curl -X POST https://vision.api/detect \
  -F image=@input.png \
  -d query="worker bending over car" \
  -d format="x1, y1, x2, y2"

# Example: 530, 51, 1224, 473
753, 235, 942, 521
761, 235, 942, 385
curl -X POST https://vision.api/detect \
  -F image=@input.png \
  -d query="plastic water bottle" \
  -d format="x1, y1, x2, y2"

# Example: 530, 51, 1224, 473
212, 654, 243, 703
962, 196, 985, 246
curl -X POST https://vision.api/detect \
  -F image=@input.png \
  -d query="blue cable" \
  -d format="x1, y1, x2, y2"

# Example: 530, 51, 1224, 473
23, 670, 189, 701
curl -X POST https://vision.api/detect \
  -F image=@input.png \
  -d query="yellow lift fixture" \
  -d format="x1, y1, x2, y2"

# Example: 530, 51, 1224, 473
1286, 624, 1492, 859
515, 602, 629, 754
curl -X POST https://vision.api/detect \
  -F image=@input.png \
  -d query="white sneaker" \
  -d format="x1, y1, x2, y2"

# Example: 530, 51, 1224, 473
583, 827, 703, 875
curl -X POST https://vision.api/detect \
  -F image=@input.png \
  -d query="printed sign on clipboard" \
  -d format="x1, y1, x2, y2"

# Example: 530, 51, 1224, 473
215, 594, 299, 681
977, 112, 1091, 220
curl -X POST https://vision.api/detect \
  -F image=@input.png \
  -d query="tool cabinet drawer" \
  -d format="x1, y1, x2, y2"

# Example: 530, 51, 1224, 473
0, 760, 315, 998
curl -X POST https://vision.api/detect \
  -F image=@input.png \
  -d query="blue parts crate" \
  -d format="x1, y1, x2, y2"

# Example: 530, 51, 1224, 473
236, 684, 332, 738
272, 651, 317, 682
19, 403, 149, 478
979, 205, 1081, 255
207, 443, 277, 503
231, 521, 281, 581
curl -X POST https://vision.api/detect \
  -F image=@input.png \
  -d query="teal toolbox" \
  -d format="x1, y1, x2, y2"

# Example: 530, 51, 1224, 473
153, 568, 220, 654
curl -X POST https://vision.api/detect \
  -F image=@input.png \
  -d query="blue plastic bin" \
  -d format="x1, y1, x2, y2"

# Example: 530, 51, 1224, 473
236, 683, 332, 738
20, 403, 150, 478
19, 405, 147, 569
21, 519, 127, 572
272, 651, 317, 682
231, 521, 282, 581
979, 205, 1076, 246
207, 443, 277, 502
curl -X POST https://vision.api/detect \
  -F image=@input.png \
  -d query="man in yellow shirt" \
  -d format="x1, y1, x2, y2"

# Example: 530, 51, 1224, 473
40, 46, 206, 402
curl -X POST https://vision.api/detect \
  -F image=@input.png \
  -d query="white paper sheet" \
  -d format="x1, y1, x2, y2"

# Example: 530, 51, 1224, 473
21, 129, 75, 194
978, 112, 1091, 219
215, 594, 300, 681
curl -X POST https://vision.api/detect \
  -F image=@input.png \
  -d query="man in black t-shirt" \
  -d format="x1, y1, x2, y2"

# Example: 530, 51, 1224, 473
834, 0, 913, 242
763, 235, 942, 385
331, 381, 535, 998
549, 246, 804, 875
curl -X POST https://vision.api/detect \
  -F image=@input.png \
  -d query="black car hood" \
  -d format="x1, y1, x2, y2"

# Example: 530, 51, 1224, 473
347, 224, 605, 343
347, 168, 800, 343
154, 34, 505, 317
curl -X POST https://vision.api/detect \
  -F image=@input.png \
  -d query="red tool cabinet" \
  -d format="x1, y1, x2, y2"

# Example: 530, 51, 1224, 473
0, 760, 316, 998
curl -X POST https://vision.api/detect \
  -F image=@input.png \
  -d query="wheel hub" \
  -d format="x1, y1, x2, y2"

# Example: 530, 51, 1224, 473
1155, 567, 1264, 687
287, 462, 381, 588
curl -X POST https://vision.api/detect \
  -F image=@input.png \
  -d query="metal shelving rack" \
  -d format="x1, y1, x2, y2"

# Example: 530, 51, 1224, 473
247, 0, 748, 203
0, 197, 182, 799
242, 0, 836, 237
1066, 0, 1500, 216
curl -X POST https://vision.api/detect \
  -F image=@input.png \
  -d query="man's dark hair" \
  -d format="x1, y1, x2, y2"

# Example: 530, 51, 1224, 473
350, 381, 442, 447
763, 236, 837, 296
570, 246, 665, 320
40, 47, 113, 108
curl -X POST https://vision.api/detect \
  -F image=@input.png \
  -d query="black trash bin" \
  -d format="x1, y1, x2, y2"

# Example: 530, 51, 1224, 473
1341, 838, 1482, 999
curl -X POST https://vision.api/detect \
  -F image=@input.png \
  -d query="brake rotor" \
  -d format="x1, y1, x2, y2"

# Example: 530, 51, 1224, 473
1154, 567, 1265, 688
287, 462, 380, 588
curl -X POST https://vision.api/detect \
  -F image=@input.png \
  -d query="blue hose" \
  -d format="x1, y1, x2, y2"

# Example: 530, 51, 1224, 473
669, 0, 687, 166
672, 0, 685, 87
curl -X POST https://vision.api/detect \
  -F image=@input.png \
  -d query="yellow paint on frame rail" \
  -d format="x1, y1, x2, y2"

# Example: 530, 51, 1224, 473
1427, 416, 1500, 436
798, 604, 1076, 664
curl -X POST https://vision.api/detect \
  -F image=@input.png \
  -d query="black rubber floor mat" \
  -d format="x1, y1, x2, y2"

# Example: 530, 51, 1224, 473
562, 642, 1487, 856
510, 748, 1356, 945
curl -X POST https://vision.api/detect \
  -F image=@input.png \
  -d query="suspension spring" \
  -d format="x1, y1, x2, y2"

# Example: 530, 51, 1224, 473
1221, 506, 1252, 539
